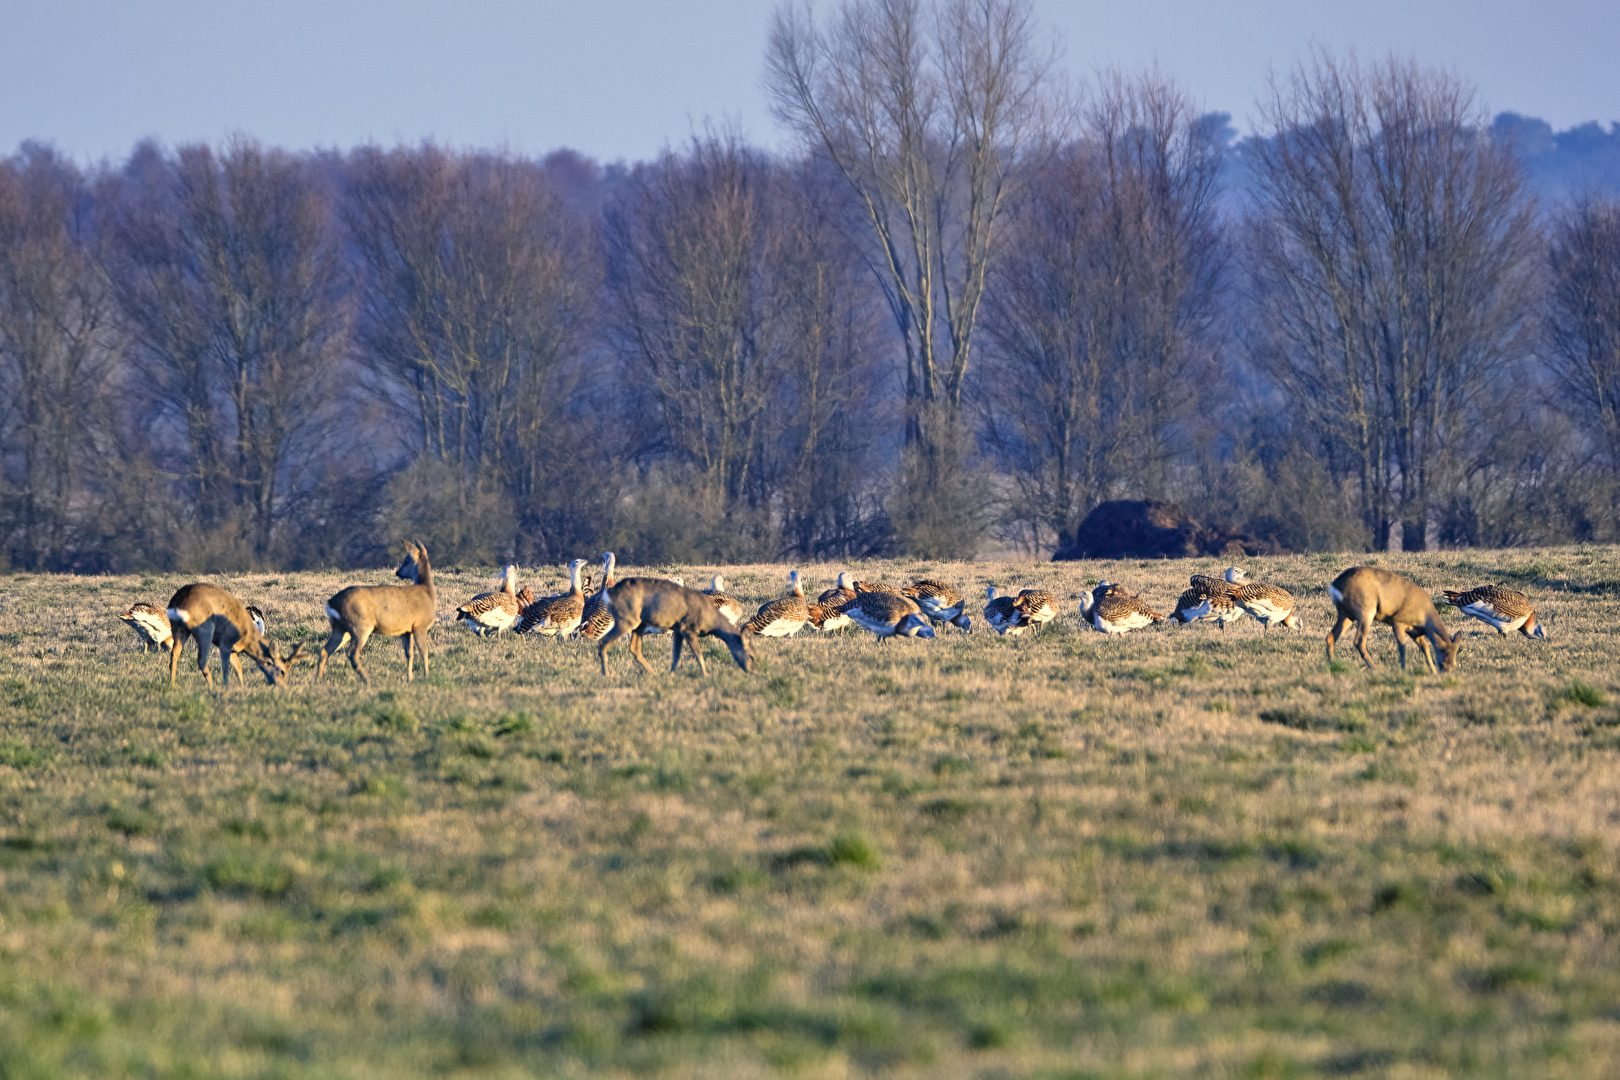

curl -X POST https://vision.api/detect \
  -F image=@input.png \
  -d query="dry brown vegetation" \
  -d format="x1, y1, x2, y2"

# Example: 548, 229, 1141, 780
3, 548, 1620, 1077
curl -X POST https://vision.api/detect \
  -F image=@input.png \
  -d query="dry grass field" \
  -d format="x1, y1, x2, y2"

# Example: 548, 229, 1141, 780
3, 548, 1620, 1078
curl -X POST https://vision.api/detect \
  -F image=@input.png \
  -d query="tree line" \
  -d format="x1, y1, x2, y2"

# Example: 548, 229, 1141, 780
1, 1, 1616, 573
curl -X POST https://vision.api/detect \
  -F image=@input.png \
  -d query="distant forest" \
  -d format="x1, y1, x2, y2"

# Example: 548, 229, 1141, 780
3, 1, 1620, 572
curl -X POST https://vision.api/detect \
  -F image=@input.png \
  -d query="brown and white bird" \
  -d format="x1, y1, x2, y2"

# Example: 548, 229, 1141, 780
1171, 574, 1243, 628
853, 579, 906, 597
808, 598, 854, 632
515, 558, 587, 636
1089, 590, 1165, 634
744, 570, 811, 637
1014, 588, 1059, 631
1444, 585, 1547, 639
119, 602, 173, 652
1225, 568, 1301, 630
245, 605, 267, 637
903, 579, 971, 632
1171, 587, 1242, 627
575, 553, 620, 641
455, 563, 522, 635
704, 573, 746, 627
843, 590, 935, 640
818, 572, 858, 607
984, 587, 1031, 636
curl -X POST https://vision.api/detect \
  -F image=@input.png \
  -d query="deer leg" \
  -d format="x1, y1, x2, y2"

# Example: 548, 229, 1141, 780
670, 629, 684, 671
687, 630, 707, 676
415, 629, 429, 678
1417, 631, 1439, 675
597, 619, 636, 675
168, 634, 186, 687
348, 626, 373, 686
401, 633, 414, 682
195, 628, 216, 689
1352, 617, 1375, 669
318, 628, 348, 682
629, 630, 654, 675
228, 650, 245, 688
1391, 625, 1413, 672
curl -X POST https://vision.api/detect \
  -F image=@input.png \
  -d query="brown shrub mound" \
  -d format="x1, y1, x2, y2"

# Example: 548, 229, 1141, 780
1052, 500, 1283, 560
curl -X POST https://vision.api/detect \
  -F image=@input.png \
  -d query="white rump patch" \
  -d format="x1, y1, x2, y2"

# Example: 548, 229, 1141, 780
167, 607, 189, 625
326, 605, 342, 621
1327, 585, 1343, 604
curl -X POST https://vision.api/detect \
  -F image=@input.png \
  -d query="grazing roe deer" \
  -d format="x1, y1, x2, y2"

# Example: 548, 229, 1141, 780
166, 583, 303, 688
1326, 566, 1459, 674
597, 578, 753, 676
318, 540, 437, 686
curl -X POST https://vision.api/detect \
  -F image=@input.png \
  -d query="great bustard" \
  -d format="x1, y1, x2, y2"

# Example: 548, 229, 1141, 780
1014, 588, 1058, 631
119, 602, 173, 652
1171, 572, 1243, 628
1089, 588, 1165, 634
903, 579, 971, 632
1225, 567, 1301, 630
575, 553, 620, 641
843, 590, 935, 640
1443, 584, 1547, 639
744, 570, 810, 637
455, 564, 522, 635
516, 559, 588, 636
983, 587, 1030, 636
703, 574, 746, 627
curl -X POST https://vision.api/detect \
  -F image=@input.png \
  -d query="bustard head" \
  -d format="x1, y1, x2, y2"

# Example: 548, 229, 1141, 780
1223, 566, 1249, 584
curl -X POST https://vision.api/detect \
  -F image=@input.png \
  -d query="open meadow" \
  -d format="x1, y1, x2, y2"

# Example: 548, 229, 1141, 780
2, 548, 1620, 1078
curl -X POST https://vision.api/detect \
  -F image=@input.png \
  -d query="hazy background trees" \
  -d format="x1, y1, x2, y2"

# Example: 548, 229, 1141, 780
1, 23, 1616, 573
1242, 54, 1541, 551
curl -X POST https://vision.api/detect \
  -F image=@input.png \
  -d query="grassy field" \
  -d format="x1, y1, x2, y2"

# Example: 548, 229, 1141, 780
2, 548, 1620, 1078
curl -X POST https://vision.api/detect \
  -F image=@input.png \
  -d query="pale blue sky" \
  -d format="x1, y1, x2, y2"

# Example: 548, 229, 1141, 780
3, 0, 1617, 164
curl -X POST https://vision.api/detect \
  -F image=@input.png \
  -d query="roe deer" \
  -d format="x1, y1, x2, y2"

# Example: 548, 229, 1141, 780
1326, 566, 1458, 674
166, 583, 303, 688
318, 540, 437, 686
597, 578, 753, 676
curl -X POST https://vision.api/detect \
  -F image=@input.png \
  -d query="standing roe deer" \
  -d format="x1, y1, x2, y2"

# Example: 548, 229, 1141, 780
166, 583, 303, 688
318, 540, 437, 686
597, 578, 753, 676
1326, 566, 1459, 674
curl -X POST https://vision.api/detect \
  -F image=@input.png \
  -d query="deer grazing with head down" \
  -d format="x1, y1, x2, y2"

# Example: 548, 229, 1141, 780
597, 577, 753, 676
166, 584, 303, 688
317, 540, 438, 686
1326, 566, 1459, 674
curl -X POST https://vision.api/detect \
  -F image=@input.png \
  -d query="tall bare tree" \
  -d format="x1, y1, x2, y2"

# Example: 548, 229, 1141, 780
979, 73, 1225, 550
1548, 197, 1620, 489
344, 144, 598, 562
0, 146, 113, 570
765, 0, 1061, 554
605, 135, 887, 558
101, 138, 348, 565
1243, 53, 1540, 550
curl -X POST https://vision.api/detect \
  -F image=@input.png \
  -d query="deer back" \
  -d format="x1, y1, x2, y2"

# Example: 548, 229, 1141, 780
168, 583, 258, 649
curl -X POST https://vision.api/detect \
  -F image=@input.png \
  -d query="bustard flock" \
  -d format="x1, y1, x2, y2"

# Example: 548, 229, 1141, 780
116, 549, 1552, 686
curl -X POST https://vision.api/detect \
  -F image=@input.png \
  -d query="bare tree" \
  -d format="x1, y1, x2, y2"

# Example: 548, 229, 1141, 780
605, 135, 887, 559
1243, 53, 1540, 550
765, 0, 1062, 554
1548, 197, 1620, 489
978, 73, 1225, 550
0, 145, 113, 570
344, 144, 599, 562
101, 138, 349, 565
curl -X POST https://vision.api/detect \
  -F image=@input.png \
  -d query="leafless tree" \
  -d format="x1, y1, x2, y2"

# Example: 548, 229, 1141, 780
1548, 197, 1620, 488
0, 146, 114, 570
101, 138, 349, 565
1243, 53, 1541, 550
978, 72, 1225, 550
765, 0, 1063, 554
344, 144, 599, 562
605, 135, 887, 559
